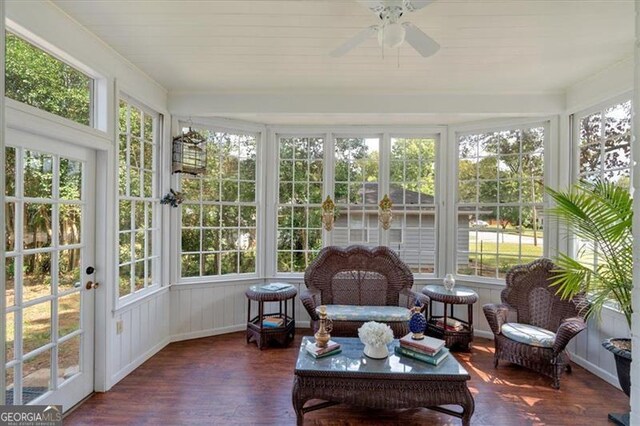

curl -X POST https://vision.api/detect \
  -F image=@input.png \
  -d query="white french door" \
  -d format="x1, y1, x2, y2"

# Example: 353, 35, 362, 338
5, 129, 95, 410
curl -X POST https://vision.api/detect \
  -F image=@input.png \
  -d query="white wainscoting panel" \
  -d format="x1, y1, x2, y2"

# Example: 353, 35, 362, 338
110, 289, 171, 387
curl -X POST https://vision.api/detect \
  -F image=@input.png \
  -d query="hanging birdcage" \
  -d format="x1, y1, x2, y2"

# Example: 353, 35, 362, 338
172, 127, 207, 175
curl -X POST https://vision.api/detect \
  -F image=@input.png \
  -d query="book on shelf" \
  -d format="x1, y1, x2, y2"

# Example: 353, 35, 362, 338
305, 340, 341, 357
435, 318, 465, 331
399, 333, 445, 355
394, 345, 450, 366
262, 316, 284, 328
261, 283, 291, 291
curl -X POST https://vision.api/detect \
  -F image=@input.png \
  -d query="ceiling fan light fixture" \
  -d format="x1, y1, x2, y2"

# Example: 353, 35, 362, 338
378, 22, 405, 48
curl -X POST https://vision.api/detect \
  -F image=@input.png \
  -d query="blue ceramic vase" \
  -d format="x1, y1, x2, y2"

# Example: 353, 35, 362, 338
408, 300, 426, 340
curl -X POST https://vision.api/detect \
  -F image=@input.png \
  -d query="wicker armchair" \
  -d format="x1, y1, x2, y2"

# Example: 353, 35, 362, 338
483, 258, 588, 389
301, 245, 428, 337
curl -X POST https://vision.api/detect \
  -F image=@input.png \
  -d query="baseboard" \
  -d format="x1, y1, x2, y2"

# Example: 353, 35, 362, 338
296, 321, 310, 329
170, 324, 246, 342
108, 337, 171, 390
171, 321, 313, 343
474, 329, 494, 340
567, 351, 622, 390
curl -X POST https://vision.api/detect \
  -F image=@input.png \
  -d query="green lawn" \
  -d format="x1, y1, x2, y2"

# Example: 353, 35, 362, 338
461, 240, 543, 278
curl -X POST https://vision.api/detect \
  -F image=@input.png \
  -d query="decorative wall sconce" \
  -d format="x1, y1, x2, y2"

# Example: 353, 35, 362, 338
379, 194, 393, 230
321, 195, 336, 231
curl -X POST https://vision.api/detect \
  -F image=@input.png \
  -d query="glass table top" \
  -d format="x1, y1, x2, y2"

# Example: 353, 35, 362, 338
248, 282, 294, 293
295, 337, 470, 379
423, 285, 478, 298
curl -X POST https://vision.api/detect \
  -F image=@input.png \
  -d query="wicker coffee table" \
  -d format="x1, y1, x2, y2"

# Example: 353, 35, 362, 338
292, 337, 474, 425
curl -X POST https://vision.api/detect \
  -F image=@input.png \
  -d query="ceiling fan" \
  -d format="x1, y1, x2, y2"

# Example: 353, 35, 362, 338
331, 0, 440, 58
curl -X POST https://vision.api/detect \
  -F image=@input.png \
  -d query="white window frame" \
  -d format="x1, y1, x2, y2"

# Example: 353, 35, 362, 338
116, 94, 162, 305
275, 134, 325, 274
569, 93, 633, 267
451, 119, 551, 285
5, 20, 108, 134
174, 119, 263, 284
388, 135, 439, 275
571, 93, 633, 186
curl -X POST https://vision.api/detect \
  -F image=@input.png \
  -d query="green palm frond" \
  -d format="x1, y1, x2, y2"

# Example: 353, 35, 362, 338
546, 179, 633, 329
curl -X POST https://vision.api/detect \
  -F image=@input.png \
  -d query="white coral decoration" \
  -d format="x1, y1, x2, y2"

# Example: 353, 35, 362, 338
358, 321, 394, 347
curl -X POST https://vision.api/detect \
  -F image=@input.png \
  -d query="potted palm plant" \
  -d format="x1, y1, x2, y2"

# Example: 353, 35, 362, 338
547, 180, 632, 424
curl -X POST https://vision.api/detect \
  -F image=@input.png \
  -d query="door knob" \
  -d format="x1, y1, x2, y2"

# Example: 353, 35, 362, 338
86, 281, 100, 290
86, 266, 95, 275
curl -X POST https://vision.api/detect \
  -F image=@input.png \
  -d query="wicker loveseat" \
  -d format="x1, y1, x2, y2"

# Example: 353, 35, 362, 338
483, 258, 589, 389
301, 245, 429, 337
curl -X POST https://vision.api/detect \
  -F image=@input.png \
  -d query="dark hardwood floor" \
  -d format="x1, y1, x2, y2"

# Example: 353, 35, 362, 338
66, 330, 627, 425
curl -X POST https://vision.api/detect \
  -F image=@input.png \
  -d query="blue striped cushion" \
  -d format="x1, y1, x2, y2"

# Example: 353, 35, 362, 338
321, 305, 411, 322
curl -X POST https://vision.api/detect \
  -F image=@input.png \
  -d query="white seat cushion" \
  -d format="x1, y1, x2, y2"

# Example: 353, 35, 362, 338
501, 323, 556, 348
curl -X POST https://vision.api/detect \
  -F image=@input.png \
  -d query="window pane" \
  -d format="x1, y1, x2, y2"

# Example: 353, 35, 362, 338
24, 151, 53, 199
6, 32, 92, 126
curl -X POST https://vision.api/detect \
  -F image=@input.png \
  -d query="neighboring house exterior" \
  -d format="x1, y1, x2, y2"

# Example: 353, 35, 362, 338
332, 183, 473, 270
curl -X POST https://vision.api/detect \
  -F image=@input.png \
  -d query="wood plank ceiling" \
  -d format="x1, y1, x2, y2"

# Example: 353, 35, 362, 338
52, 0, 633, 96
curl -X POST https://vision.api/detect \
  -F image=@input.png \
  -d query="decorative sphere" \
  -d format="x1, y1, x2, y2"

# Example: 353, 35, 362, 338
378, 22, 406, 49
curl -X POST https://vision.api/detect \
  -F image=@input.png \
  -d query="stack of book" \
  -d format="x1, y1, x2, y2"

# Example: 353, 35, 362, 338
262, 316, 284, 328
305, 340, 341, 359
435, 318, 465, 332
395, 333, 449, 365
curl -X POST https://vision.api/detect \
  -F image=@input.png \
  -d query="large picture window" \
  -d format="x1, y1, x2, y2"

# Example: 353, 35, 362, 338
117, 98, 161, 298
179, 128, 258, 278
273, 134, 438, 276
276, 137, 324, 273
5, 31, 93, 126
457, 126, 545, 279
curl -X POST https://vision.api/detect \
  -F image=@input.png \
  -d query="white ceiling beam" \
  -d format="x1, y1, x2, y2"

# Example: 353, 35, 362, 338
168, 92, 564, 116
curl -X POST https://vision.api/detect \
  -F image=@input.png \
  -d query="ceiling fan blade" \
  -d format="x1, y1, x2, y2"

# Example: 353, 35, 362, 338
403, 0, 435, 12
357, 0, 386, 14
330, 26, 378, 57
402, 22, 440, 57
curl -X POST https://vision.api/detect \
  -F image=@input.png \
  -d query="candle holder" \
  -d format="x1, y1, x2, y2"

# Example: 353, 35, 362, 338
321, 196, 336, 231
379, 194, 393, 230
314, 305, 333, 348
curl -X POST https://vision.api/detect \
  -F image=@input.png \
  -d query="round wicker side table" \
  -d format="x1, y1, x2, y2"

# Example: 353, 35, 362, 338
246, 283, 297, 350
421, 285, 478, 351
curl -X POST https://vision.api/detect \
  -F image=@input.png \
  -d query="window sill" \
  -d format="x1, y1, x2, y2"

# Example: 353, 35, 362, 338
113, 285, 168, 314
174, 274, 262, 288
